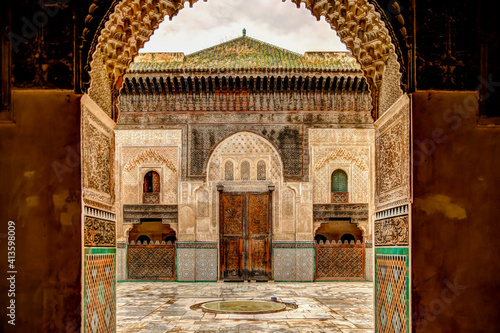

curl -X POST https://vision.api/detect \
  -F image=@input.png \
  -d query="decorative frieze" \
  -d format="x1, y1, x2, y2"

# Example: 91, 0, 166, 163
272, 242, 315, 248
84, 217, 116, 247
118, 83, 371, 113
84, 206, 116, 221
176, 242, 218, 249
313, 204, 369, 224
122, 204, 178, 224
375, 204, 409, 220
374, 215, 409, 246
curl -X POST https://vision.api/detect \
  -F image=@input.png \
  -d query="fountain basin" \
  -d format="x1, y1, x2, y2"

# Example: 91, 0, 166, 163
200, 300, 287, 314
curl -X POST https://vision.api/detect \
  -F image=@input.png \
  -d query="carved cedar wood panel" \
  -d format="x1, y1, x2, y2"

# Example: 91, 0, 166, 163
220, 193, 271, 280
316, 243, 365, 279
127, 245, 175, 280
248, 194, 269, 235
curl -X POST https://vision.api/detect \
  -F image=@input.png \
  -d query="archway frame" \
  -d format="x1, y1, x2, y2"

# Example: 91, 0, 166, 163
80, 0, 411, 331
85, 0, 405, 119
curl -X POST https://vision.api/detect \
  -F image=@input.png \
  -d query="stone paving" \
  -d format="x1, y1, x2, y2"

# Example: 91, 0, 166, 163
117, 282, 374, 333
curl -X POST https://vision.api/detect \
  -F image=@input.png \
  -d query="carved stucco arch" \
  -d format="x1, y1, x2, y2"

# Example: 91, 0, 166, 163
206, 131, 284, 182
88, 0, 402, 118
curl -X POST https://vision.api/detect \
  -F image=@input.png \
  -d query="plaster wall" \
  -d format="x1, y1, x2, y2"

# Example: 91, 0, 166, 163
412, 91, 500, 332
0, 90, 82, 332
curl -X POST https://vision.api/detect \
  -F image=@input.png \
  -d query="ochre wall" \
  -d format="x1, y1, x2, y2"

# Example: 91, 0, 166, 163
0, 90, 82, 332
411, 91, 500, 332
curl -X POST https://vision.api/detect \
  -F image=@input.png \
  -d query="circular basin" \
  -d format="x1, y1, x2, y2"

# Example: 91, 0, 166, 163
201, 300, 287, 314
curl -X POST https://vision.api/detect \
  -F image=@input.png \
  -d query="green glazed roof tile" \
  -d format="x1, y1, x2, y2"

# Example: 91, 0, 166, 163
129, 35, 361, 73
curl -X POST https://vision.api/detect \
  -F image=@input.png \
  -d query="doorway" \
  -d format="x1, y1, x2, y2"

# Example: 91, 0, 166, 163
219, 191, 272, 281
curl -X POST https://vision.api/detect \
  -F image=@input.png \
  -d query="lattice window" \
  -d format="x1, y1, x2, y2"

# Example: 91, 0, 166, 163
143, 171, 160, 204
331, 169, 348, 192
197, 189, 209, 218
224, 161, 234, 180
257, 160, 267, 180
282, 189, 294, 218
331, 169, 348, 203
240, 160, 250, 180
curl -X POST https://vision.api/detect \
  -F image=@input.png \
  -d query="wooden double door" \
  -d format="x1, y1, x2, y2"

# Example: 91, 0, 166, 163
220, 192, 272, 281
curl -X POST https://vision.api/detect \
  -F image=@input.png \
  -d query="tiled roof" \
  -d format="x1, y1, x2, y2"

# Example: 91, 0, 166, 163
129, 35, 361, 73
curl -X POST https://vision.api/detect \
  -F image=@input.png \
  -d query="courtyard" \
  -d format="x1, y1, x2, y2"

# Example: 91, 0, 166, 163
117, 281, 374, 333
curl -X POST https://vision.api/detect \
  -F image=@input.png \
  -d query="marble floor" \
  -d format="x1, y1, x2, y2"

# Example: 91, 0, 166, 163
117, 281, 374, 333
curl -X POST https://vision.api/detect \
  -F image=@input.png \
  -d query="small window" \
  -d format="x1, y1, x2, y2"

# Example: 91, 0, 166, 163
241, 160, 250, 180
144, 171, 160, 193
331, 169, 348, 192
224, 161, 234, 180
257, 161, 267, 180
136, 235, 151, 244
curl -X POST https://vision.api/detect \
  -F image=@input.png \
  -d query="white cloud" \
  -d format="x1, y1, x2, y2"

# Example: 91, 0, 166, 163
141, 0, 347, 55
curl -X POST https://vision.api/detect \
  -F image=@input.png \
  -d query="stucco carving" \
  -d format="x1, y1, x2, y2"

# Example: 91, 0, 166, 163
123, 148, 177, 173
88, 49, 113, 117
115, 129, 182, 146
115, 130, 181, 214
84, 216, 116, 247
90, 0, 399, 116
82, 98, 116, 211
375, 94, 410, 210
179, 205, 195, 239
374, 215, 409, 246
207, 132, 283, 182
120, 147, 178, 205
378, 53, 404, 117
310, 128, 374, 205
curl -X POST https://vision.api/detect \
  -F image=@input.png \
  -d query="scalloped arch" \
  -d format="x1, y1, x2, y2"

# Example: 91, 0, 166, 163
90, 0, 400, 117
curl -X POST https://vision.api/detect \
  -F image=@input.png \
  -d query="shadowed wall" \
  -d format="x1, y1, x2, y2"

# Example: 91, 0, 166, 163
412, 91, 500, 332
0, 90, 82, 332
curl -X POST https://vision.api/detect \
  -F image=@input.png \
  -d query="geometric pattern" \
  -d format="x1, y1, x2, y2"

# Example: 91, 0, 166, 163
273, 248, 296, 281
127, 246, 175, 280
84, 253, 115, 333
195, 249, 218, 281
296, 248, 315, 281
316, 245, 364, 279
273, 248, 314, 282
376, 254, 408, 333
177, 248, 218, 281
176, 248, 195, 281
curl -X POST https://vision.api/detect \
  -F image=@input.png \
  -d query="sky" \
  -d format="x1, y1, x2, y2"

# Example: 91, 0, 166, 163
140, 0, 347, 55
